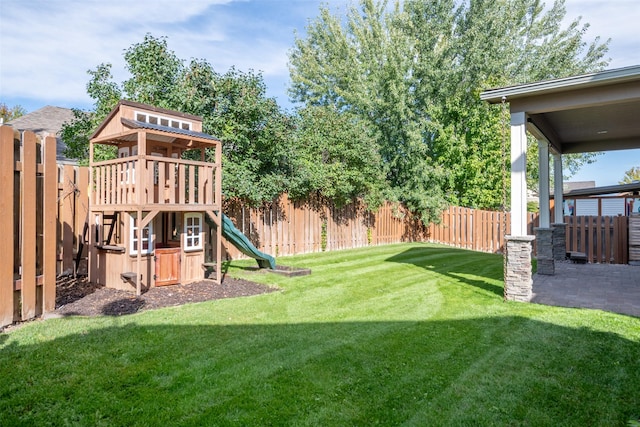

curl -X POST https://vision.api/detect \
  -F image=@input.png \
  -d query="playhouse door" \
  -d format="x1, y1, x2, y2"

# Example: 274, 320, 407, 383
154, 248, 181, 286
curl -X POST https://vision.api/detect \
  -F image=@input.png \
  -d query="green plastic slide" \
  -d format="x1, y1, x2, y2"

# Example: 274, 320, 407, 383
206, 212, 276, 270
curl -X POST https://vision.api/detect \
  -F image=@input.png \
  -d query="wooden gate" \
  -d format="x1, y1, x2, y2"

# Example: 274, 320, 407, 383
154, 247, 180, 286
565, 215, 628, 264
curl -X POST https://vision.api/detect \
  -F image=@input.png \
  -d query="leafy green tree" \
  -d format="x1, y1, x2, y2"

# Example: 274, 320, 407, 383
289, 0, 608, 220
620, 166, 640, 184
289, 0, 449, 223
289, 105, 386, 208
412, 0, 606, 208
0, 102, 26, 122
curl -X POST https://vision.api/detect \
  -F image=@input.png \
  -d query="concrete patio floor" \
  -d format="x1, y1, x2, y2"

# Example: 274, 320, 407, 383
531, 261, 640, 318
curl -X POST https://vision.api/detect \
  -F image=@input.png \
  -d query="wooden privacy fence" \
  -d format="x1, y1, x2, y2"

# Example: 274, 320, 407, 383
1, 126, 57, 326
426, 206, 628, 264
57, 164, 90, 275
1, 126, 90, 328
427, 206, 513, 253
223, 195, 429, 258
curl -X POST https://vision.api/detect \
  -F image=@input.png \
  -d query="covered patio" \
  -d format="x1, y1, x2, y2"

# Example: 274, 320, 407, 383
481, 65, 640, 308
532, 261, 640, 317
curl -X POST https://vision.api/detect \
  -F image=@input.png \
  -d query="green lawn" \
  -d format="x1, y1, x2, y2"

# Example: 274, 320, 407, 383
1, 243, 639, 426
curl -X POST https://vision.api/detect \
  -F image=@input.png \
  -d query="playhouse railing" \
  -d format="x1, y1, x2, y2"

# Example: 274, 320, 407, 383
91, 156, 219, 209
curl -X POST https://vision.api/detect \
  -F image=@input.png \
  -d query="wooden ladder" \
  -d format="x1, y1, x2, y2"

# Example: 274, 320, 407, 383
75, 212, 120, 277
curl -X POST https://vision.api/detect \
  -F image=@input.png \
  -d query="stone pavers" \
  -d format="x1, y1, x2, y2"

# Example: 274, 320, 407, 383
531, 261, 640, 318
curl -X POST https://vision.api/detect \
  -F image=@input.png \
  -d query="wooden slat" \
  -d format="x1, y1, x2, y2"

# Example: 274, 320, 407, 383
571, 216, 582, 252
622, 216, 629, 264
596, 216, 603, 262
188, 165, 195, 205
94, 166, 100, 206
604, 216, 612, 263
99, 165, 105, 206
127, 160, 135, 204
588, 216, 595, 263
76, 166, 89, 263
61, 164, 75, 272
0, 127, 15, 327
168, 161, 176, 204
480, 211, 490, 252
178, 164, 186, 204
578, 216, 586, 256
21, 131, 37, 320
104, 164, 111, 205
466, 208, 472, 249
158, 160, 166, 203
43, 136, 57, 312
147, 160, 154, 204
110, 164, 117, 205
196, 165, 204, 204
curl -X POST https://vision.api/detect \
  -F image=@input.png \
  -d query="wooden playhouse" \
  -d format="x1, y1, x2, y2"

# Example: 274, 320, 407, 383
87, 100, 222, 294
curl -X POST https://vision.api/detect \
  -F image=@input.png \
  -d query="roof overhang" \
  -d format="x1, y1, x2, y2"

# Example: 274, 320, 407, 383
480, 65, 640, 154
90, 119, 221, 150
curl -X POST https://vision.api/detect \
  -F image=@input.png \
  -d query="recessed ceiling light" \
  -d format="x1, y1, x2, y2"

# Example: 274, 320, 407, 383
597, 130, 608, 134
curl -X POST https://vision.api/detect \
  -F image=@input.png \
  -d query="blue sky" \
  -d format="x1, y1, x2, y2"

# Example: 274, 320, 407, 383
0, 0, 638, 185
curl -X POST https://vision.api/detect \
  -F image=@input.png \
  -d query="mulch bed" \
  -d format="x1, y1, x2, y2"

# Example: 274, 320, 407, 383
53, 275, 279, 317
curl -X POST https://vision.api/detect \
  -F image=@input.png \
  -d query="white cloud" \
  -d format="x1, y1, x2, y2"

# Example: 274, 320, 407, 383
1, 0, 637, 112
0, 0, 245, 106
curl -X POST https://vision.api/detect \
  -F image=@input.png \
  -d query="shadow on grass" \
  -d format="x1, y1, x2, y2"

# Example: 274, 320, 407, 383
386, 245, 504, 297
1, 316, 638, 426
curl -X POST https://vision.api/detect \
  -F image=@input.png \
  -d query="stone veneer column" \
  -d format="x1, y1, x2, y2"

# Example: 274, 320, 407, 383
551, 223, 567, 261
534, 227, 554, 275
504, 235, 535, 302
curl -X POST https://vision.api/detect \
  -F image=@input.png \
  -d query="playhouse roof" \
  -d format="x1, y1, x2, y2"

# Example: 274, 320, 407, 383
120, 118, 218, 141
90, 100, 221, 149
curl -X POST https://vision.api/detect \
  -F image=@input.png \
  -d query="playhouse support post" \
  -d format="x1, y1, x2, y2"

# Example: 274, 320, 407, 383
136, 209, 142, 296
216, 141, 222, 284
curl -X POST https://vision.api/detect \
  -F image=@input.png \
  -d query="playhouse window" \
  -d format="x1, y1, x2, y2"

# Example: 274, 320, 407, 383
184, 213, 202, 251
134, 110, 192, 130
130, 214, 153, 255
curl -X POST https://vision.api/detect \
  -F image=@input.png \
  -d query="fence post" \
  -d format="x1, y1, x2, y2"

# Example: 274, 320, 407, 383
21, 130, 37, 320
0, 126, 15, 327
43, 136, 57, 313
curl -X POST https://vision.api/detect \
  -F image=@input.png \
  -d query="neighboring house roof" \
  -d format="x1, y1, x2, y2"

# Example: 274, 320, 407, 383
6, 105, 76, 163
563, 181, 596, 192
562, 182, 640, 198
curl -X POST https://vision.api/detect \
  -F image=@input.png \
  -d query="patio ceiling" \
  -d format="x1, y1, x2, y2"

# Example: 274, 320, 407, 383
480, 65, 640, 154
